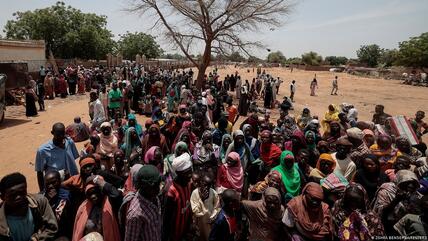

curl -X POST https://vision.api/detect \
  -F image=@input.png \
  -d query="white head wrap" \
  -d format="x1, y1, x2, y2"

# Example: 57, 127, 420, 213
172, 153, 192, 172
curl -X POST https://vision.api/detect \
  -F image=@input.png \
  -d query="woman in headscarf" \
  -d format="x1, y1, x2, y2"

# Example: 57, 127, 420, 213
272, 151, 302, 200
167, 82, 178, 112
321, 104, 340, 133
297, 108, 312, 129
317, 140, 331, 155
206, 89, 215, 121
396, 136, 423, 163
123, 163, 143, 195
260, 130, 282, 173
305, 130, 320, 167
122, 113, 143, 137
140, 124, 169, 155
217, 152, 244, 194
250, 170, 286, 202
281, 115, 299, 140
353, 154, 389, 200
97, 122, 118, 169
282, 182, 333, 241
322, 121, 346, 150
224, 130, 254, 170
384, 155, 413, 182
192, 111, 209, 139
238, 84, 249, 116
219, 134, 232, 161
144, 146, 164, 173
72, 182, 121, 241
362, 129, 375, 148
242, 187, 285, 241
120, 127, 141, 160
332, 184, 385, 240
370, 134, 399, 172
242, 124, 261, 160
284, 129, 307, 155
172, 128, 196, 154
193, 130, 220, 171
164, 141, 189, 180
309, 153, 336, 182
372, 170, 422, 234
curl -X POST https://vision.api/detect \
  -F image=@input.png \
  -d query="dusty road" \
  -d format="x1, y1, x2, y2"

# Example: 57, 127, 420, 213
1, 66, 427, 192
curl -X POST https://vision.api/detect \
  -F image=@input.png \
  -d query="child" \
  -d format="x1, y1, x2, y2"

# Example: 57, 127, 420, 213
191, 175, 221, 241
208, 189, 240, 241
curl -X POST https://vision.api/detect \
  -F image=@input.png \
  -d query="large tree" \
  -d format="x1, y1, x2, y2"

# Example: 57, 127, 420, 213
356, 44, 382, 67
396, 32, 428, 71
117, 32, 163, 60
3, 1, 115, 59
325, 56, 348, 66
267, 51, 286, 64
130, 0, 292, 88
301, 51, 323, 66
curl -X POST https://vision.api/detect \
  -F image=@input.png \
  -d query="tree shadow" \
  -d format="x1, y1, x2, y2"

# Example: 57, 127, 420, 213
0, 118, 32, 130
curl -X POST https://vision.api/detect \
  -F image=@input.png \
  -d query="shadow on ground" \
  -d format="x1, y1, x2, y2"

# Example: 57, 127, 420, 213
0, 118, 32, 130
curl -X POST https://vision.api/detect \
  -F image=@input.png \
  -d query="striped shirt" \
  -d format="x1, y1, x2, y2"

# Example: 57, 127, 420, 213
125, 193, 161, 241
167, 182, 192, 241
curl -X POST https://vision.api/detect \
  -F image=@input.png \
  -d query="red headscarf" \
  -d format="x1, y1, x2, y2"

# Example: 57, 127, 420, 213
260, 130, 282, 167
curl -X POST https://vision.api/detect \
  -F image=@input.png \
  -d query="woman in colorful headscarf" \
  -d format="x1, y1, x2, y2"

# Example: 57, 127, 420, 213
305, 130, 320, 167
370, 134, 399, 172
122, 113, 143, 137
216, 152, 244, 194
224, 130, 254, 170
97, 122, 118, 160
260, 130, 282, 173
193, 130, 220, 170
219, 134, 232, 161
362, 129, 375, 148
242, 187, 285, 241
322, 121, 346, 150
144, 146, 164, 173
243, 124, 260, 159
297, 108, 313, 130
332, 183, 385, 240
281, 115, 299, 140
284, 129, 307, 155
272, 151, 302, 199
164, 141, 189, 180
120, 127, 142, 160
309, 153, 336, 182
250, 170, 286, 202
321, 104, 340, 133
282, 182, 333, 241
140, 124, 169, 155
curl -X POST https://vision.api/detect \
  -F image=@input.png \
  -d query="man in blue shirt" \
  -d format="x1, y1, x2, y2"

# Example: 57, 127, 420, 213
36, 122, 79, 191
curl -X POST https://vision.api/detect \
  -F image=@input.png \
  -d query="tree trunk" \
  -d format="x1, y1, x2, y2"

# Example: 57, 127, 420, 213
195, 40, 212, 90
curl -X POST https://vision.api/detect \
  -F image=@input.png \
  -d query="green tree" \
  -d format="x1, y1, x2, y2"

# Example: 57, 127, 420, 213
301, 51, 323, 66
267, 51, 286, 64
228, 52, 246, 62
117, 32, 163, 60
286, 57, 302, 64
396, 32, 428, 70
247, 56, 263, 63
3, 1, 115, 59
325, 56, 348, 66
379, 49, 399, 67
356, 44, 382, 67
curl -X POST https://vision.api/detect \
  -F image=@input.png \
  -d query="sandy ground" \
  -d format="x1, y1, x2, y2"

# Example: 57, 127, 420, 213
1, 66, 427, 192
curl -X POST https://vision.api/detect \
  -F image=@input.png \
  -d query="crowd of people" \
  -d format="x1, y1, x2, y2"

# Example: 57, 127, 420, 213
2, 64, 428, 241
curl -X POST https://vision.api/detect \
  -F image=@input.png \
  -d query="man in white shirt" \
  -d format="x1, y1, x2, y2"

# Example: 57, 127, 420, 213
332, 137, 356, 181
89, 91, 106, 131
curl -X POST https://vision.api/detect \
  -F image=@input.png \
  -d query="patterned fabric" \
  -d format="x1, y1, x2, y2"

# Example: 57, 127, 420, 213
349, 143, 371, 166
125, 193, 161, 241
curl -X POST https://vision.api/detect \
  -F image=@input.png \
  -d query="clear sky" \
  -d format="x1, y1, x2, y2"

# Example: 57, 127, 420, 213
0, 0, 427, 59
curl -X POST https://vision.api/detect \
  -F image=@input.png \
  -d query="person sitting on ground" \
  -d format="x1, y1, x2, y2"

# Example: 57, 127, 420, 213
297, 108, 313, 129
322, 121, 346, 151
347, 127, 371, 166
309, 153, 336, 182
66, 116, 91, 142
372, 104, 391, 126
394, 194, 428, 237
321, 104, 340, 133
272, 151, 303, 201
353, 154, 389, 200
370, 134, 400, 172
0, 172, 58, 241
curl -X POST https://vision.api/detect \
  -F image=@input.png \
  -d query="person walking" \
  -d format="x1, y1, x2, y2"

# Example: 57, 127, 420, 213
290, 80, 296, 102
331, 76, 338, 95
310, 77, 318, 96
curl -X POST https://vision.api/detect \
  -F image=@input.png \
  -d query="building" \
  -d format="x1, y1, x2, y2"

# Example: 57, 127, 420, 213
0, 39, 46, 72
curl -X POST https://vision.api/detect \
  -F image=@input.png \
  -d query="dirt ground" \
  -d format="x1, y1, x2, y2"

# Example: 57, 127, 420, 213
1, 66, 427, 192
